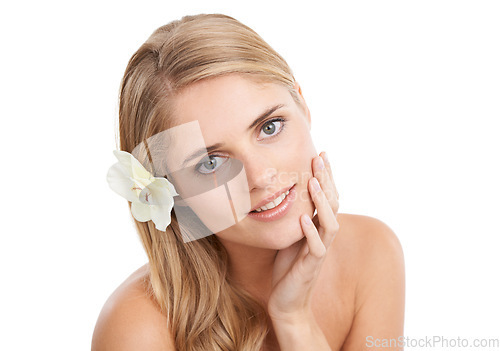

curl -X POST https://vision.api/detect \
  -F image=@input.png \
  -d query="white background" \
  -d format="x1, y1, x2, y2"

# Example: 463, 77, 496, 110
1, 0, 499, 349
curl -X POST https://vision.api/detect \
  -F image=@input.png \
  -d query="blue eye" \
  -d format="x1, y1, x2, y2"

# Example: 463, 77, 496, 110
258, 118, 285, 140
196, 155, 228, 175
194, 118, 286, 176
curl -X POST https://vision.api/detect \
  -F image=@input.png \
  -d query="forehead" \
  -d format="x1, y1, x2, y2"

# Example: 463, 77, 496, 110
171, 74, 292, 129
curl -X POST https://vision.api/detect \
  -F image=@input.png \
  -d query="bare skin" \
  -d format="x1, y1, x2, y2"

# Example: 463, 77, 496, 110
91, 213, 405, 351
92, 75, 405, 350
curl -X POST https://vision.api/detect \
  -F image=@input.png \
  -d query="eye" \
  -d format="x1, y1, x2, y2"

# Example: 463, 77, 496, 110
258, 118, 286, 140
195, 155, 228, 175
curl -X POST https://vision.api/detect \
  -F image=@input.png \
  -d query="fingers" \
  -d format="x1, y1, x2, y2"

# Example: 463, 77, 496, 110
308, 177, 339, 248
314, 152, 340, 215
301, 214, 326, 258
290, 151, 340, 279
299, 213, 327, 278
320, 151, 339, 201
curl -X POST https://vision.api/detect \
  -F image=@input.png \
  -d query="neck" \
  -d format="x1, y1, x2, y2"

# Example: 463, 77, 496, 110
219, 239, 278, 303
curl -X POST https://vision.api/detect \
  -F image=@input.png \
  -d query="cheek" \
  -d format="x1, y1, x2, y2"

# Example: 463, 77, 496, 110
295, 127, 317, 159
279, 128, 317, 184
179, 164, 252, 233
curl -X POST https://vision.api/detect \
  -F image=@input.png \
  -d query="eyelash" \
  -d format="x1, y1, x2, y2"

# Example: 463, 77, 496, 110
257, 117, 286, 141
194, 117, 287, 176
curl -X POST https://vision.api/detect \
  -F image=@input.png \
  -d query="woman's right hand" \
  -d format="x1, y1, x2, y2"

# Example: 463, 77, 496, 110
268, 151, 340, 322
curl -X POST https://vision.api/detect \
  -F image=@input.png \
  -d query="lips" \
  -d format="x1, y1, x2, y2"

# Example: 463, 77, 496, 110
247, 184, 296, 222
249, 184, 295, 213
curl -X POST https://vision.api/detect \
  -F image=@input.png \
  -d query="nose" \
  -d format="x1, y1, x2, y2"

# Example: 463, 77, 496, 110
243, 153, 278, 192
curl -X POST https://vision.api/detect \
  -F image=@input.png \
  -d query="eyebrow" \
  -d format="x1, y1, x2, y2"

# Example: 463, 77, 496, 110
181, 103, 286, 168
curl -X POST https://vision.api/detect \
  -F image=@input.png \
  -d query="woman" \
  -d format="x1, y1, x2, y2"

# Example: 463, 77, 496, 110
92, 13, 405, 351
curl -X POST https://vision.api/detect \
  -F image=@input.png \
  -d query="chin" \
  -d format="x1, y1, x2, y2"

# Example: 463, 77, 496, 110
252, 217, 306, 250
255, 188, 315, 250
269, 231, 305, 250
215, 216, 303, 251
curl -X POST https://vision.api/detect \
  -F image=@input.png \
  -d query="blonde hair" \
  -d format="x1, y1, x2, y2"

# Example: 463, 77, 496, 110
118, 13, 299, 350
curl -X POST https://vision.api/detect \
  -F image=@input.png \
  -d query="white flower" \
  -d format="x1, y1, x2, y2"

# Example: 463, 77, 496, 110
106, 150, 178, 231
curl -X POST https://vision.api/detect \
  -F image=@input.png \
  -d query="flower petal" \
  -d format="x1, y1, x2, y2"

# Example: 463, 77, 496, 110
164, 177, 179, 197
139, 178, 177, 206
131, 201, 151, 222
113, 150, 152, 183
150, 204, 173, 231
107, 163, 139, 202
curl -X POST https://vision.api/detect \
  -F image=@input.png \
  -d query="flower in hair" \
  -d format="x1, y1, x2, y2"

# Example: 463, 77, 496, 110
106, 150, 178, 231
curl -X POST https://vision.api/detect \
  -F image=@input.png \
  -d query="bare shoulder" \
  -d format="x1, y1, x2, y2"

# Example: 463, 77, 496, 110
335, 212, 403, 256
329, 213, 403, 270
333, 212, 404, 288
91, 264, 175, 351
331, 213, 405, 349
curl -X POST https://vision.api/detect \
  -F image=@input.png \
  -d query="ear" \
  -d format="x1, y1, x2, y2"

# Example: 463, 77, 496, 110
293, 81, 312, 128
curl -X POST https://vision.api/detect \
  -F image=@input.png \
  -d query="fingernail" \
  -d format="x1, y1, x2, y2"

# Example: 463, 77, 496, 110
323, 152, 329, 164
303, 214, 312, 225
312, 177, 321, 192
316, 157, 325, 170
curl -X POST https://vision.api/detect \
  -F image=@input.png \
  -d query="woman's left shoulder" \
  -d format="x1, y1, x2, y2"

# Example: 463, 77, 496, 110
324, 212, 405, 296
316, 213, 405, 350
325, 213, 405, 345
312, 213, 405, 348
331, 213, 403, 263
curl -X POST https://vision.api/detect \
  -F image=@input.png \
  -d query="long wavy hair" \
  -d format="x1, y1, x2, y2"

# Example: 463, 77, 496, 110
118, 13, 300, 350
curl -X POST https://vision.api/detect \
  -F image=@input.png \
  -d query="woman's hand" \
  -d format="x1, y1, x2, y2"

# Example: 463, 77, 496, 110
268, 151, 340, 323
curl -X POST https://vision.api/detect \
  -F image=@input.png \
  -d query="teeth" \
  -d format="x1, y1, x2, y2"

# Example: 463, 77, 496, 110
253, 190, 290, 213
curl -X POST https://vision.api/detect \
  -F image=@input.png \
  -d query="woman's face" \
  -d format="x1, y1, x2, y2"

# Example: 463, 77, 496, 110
166, 74, 318, 250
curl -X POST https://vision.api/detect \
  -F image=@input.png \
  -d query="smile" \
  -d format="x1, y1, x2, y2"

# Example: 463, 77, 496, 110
247, 185, 296, 222
252, 189, 290, 212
